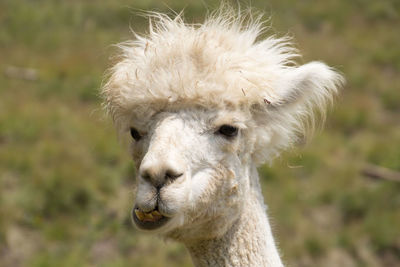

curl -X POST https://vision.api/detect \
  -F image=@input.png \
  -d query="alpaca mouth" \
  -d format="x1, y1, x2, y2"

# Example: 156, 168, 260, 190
132, 206, 170, 230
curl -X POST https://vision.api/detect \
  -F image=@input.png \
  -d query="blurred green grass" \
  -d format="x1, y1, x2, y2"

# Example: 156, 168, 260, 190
1, 0, 399, 266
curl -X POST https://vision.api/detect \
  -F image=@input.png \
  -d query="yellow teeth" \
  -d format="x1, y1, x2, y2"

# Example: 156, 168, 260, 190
151, 210, 163, 220
152, 210, 161, 216
134, 209, 145, 221
135, 208, 163, 222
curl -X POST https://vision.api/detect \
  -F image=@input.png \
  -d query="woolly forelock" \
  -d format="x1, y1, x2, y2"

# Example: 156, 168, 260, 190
102, 9, 344, 165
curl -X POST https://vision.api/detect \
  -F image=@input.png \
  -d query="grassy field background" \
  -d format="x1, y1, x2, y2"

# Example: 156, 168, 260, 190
1, 0, 399, 266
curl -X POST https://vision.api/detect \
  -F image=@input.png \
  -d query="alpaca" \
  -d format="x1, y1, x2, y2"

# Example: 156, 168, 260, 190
101, 8, 343, 267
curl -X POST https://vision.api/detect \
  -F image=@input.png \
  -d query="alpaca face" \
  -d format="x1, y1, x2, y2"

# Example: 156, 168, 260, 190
130, 108, 253, 239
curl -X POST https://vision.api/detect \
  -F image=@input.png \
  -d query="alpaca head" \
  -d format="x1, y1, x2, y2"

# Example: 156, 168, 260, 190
102, 10, 343, 242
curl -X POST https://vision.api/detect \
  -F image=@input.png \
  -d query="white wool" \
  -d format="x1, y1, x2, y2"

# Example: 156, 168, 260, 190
102, 7, 345, 266
101, 8, 344, 165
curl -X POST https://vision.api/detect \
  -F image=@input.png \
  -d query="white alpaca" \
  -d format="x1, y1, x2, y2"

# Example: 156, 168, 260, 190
102, 8, 343, 267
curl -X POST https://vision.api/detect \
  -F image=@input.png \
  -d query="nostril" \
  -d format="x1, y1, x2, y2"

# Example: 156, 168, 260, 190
139, 164, 184, 186
165, 170, 184, 181
141, 171, 152, 183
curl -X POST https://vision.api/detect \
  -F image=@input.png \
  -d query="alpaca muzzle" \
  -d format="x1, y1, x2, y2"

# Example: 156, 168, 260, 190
132, 205, 170, 230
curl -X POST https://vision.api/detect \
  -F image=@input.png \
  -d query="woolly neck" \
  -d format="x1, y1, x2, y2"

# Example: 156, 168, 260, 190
185, 169, 284, 267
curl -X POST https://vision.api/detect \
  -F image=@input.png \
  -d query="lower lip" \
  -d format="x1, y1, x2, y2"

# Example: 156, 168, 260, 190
132, 208, 170, 230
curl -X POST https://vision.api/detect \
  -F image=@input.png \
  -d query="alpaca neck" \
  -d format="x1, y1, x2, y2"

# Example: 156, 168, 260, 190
185, 166, 284, 267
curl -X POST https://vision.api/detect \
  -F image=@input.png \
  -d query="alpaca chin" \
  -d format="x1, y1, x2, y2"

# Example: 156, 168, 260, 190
132, 209, 185, 235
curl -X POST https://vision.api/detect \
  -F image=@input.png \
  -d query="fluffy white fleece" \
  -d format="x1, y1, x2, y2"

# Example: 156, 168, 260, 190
102, 9, 343, 165
101, 6, 344, 267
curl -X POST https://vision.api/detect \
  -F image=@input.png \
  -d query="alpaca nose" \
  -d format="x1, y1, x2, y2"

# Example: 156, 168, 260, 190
139, 161, 184, 189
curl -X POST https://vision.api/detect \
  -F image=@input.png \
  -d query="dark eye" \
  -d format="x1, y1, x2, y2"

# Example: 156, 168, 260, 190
130, 127, 142, 141
217, 125, 238, 138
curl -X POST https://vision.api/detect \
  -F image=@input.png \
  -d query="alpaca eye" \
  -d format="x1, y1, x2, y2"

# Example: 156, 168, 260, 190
130, 128, 142, 141
217, 125, 238, 138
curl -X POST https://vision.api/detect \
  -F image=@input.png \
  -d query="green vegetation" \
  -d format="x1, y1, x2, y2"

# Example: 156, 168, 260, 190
1, 0, 399, 266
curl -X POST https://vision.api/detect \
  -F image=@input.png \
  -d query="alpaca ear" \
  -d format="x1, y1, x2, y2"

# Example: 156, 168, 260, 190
273, 61, 343, 108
